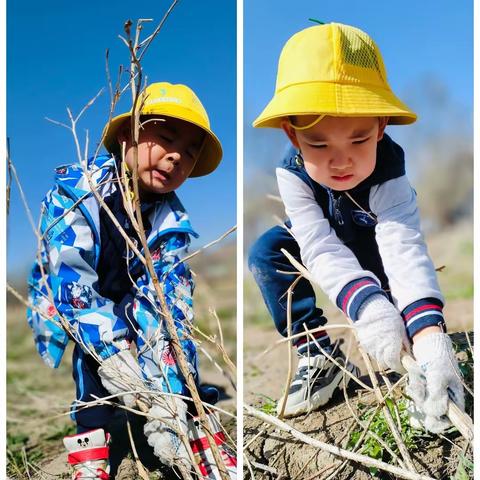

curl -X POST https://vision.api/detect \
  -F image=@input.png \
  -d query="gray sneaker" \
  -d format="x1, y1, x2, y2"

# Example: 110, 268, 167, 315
277, 343, 359, 418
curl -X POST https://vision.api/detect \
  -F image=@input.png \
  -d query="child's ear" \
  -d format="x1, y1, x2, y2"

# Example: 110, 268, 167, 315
116, 123, 131, 148
377, 117, 389, 141
280, 119, 300, 149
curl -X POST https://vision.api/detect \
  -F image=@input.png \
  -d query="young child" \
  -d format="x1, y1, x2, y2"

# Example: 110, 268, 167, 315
248, 23, 465, 431
27, 82, 236, 479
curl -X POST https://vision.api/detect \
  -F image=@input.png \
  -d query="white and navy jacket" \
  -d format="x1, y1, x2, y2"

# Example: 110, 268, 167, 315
277, 134, 445, 340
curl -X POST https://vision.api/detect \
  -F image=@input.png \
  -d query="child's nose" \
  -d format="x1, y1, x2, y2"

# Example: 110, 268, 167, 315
330, 150, 352, 170
165, 151, 181, 166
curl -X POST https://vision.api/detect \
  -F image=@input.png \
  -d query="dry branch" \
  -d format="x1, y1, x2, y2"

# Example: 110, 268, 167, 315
245, 405, 435, 480
401, 353, 473, 442
277, 275, 303, 418
9, 4, 236, 479
119, 15, 231, 479
281, 247, 474, 443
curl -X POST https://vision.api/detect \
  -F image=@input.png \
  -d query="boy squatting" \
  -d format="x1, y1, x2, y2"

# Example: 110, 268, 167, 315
27, 83, 237, 479
248, 23, 465, 431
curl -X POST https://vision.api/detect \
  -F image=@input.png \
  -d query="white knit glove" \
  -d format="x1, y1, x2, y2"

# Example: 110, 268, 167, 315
407, 332, 465, 433
98, 349, 144, 407
355, 294, 409, 372
144, 397, 191, 470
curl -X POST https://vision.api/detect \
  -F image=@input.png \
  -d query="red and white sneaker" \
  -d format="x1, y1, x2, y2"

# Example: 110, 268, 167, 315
63, 428, 110, 480
188, 413, 237, 479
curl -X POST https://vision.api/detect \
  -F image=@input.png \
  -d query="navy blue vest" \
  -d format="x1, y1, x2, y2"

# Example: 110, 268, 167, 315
281, 134, 406, 290
96, 169, 156, 330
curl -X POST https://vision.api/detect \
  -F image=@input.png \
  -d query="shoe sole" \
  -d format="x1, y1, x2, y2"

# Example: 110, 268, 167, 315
278, 362, 357, 418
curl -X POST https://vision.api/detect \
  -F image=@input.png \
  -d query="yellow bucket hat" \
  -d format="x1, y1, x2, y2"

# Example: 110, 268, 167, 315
254, 23, 417, 128
103, 82, 223, 177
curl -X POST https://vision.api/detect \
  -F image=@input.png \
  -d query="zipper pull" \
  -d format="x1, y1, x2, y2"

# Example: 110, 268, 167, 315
327, 189, 344, 225
334, 194, 344, 225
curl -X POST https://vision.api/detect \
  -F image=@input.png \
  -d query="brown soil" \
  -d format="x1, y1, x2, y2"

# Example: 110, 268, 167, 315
243, 300, 473, 480
7, 241, 237, 480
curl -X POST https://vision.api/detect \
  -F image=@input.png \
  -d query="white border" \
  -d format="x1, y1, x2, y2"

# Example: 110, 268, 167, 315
473, 0, 479, 467
236, 0, 244, 475
1, 0, 7, 473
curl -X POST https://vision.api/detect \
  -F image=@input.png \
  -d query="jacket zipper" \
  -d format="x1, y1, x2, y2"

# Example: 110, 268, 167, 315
328, 189, 344, 226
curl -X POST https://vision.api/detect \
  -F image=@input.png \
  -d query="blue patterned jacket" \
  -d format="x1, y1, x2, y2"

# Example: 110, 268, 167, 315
27, 154, 199, 395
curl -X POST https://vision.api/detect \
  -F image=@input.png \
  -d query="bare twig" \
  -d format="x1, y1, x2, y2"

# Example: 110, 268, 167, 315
281, 248, 473, 442
277, 275, 303, 418
6, 149, 38, 235
121, 15, 229, 478
245, 405, 435, 480
255, 323, 354, 359
168, 226, 236, 275
137, 1, 180, 60
126, 417, 150, 480
281, 249, 418, 473
401, 353, 473, 442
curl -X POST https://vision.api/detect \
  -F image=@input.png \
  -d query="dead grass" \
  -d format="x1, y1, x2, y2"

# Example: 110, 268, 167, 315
7, 240, 236, 479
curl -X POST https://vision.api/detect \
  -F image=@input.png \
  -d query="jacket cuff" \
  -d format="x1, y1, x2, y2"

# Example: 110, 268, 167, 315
401, 298, 445, 339
336, 277, 388, 321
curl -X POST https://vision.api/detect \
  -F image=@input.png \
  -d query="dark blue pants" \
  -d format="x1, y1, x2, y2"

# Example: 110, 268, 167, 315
70, 310, 140, 434
70, 328, 218, 434
248, 225, 331, 353
71, 345, 116, 434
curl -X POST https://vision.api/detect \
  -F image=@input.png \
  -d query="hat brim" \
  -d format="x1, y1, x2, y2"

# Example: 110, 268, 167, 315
253, 81, 417, 128
103, 105, 222, 178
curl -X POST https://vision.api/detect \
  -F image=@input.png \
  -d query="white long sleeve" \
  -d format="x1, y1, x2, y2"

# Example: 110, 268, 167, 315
276, 168, 445, 336
370, 175, 444, 311
276, 168, 383, 316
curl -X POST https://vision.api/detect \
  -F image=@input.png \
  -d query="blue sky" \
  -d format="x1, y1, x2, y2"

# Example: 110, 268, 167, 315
5, 0, 475, 276
7, 0, 236, 276
244, 0, 473, 178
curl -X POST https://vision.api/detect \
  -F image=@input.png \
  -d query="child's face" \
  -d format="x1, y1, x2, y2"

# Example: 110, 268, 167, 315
118, 117, 205, 196
281, 116, 388, 191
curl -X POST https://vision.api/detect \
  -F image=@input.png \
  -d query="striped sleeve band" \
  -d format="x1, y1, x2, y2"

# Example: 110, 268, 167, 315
401, 297, 445, 339
336, 277, 387, 321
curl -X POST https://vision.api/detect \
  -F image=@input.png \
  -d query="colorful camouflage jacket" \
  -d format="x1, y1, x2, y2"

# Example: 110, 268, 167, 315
27, 154, 199, 395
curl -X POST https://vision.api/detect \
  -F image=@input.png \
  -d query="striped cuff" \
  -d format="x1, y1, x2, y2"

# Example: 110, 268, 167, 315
401, 298, 445, 339
336, 277, 387, 321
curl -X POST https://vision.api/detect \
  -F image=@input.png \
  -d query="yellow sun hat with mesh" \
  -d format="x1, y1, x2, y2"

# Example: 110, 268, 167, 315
253, 23, 417, 128
103, 82, 223, 177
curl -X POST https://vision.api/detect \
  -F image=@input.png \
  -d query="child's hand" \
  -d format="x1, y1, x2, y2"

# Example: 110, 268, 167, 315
98, 348, 144, 407
144, 396, 191, 469
355, 294, 409, 372
407, 332, 465, 433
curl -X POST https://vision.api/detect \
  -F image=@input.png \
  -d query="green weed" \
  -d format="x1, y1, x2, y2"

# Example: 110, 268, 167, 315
256, 394, 277, 415
347, 398, 426, 476
7, 431, 43, 478
451, 454, 474, 480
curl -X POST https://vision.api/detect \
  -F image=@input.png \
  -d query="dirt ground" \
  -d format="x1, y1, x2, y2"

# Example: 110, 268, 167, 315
7, 315, 236, 480
7, 243, 237, 479
243, 299, 473, 480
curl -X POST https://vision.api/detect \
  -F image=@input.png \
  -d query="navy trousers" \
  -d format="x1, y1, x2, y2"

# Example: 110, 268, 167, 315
71, 345, 116, 434
248, 225, 332, 353
71, 307, 139, 434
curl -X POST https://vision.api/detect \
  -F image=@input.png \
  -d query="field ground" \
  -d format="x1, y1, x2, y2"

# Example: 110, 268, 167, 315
243, 221, 473, 479
7, 241, 236, 479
